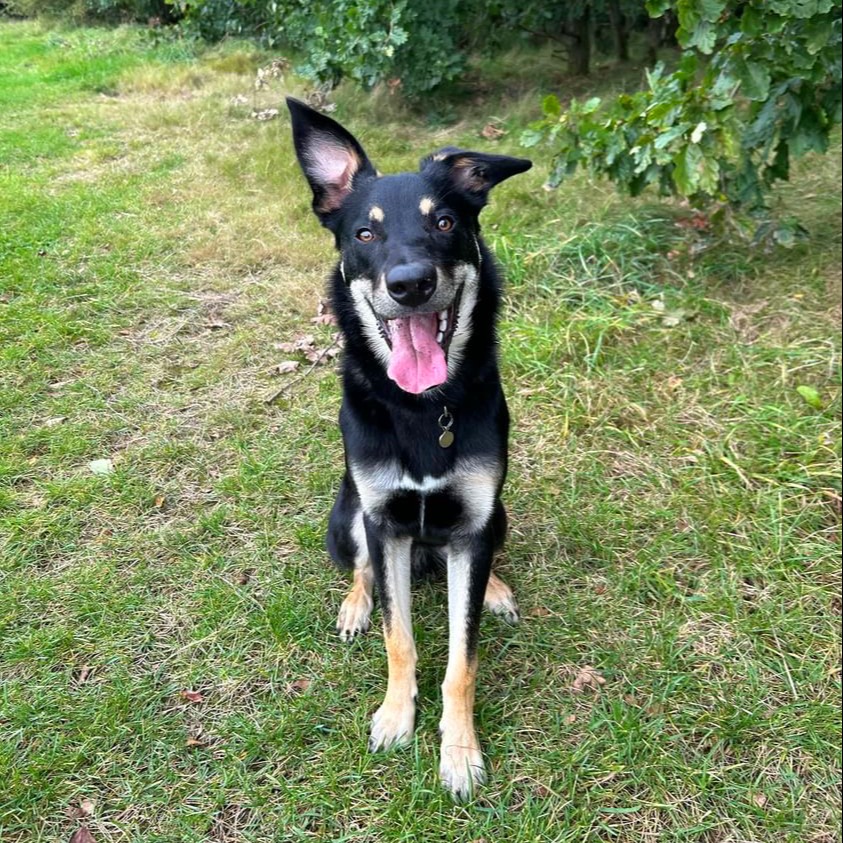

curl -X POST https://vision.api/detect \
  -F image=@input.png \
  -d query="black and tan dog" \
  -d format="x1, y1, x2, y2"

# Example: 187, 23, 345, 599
287, 98, 531, 798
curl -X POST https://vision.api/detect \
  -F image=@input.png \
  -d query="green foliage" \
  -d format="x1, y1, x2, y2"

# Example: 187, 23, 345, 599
171, 0, 468, 95
526, 0, 842, 222
279, 0, 465, 95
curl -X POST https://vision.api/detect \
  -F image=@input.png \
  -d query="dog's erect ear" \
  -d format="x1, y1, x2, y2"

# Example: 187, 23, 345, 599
420, 147, 532, 207
286, 97, 377, 223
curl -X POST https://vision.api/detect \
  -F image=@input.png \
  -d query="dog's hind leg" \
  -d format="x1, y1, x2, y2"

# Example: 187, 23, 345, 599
484, 571, 519, 624
481, 500, 518, 622
328, 477, 374, 642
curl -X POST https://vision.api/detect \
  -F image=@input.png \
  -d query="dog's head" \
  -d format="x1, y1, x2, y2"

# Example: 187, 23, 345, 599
287, 97, 531, 394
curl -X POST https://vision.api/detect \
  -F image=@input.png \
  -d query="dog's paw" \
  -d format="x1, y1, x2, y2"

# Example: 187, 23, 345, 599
369, 698, 415, 752
483, 574, 519, 624
336, 589, 373, 642
439, 732, 486, 800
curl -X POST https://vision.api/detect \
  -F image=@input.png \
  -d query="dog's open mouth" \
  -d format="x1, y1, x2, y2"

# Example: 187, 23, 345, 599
376, 290, 461, 394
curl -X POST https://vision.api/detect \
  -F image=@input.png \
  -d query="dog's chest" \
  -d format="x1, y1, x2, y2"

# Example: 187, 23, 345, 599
350, 457, 501, 540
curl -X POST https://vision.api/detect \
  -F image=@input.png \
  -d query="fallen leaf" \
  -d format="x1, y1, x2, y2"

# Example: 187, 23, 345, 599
153, 495, 166, 509
236, 569, 253, 585
44, 416, 67, 427
480, 122, 506, 140
69, 828, 96, 843
275, 361, 300, 374
528, 606, 550, 617
185, 737, 205, 748
303, 346, 341, 364
676, 213, 709, 231
311, 312, 337, 325
179, 690, 204, 704
752, 792, 768, 808
88, 459, 114, 476
75, 665, 94, 685
67, 798, 96, 820
564, 714, 577, 725
571, 665, 606, 695
274, 334, 316, 353
252, 108, 279, 121
287, 678, 311, 694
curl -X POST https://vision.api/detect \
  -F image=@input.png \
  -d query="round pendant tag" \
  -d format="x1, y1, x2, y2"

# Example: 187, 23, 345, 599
438, 430, 454, 448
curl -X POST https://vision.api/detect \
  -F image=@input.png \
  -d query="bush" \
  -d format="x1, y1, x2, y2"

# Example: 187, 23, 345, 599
524, 0, 842, 233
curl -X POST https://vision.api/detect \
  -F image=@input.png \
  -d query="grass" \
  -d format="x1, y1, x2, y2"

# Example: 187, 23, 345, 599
0, 19, 840, 843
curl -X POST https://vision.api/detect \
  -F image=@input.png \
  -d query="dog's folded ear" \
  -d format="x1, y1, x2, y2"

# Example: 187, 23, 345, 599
421, 147, 532, 208
287, 98, 378, 224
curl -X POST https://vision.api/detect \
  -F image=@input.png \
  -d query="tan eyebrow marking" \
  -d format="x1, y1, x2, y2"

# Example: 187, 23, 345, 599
369, 206, 385, 222
419, 196, 435, 215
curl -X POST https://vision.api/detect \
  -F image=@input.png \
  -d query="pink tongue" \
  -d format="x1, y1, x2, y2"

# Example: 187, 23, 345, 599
387, 313, 447, 394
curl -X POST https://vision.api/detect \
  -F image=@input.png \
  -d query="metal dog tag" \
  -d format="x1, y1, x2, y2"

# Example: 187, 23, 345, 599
438, 407, 454, 448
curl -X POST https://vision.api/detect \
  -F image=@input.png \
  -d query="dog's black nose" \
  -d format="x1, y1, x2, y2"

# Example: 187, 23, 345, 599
385, 262, 437, 307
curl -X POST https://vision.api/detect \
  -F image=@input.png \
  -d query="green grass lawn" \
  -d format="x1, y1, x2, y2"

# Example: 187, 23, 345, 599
0, 19, 840, 843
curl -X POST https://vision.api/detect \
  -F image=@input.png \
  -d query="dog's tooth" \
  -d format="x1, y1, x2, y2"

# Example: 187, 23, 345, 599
438, 309, 448, 320
439, 317, 447, 331
436, 331, 444, 343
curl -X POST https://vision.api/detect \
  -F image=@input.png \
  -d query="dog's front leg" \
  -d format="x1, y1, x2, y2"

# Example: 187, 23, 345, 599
367, 525, 417, 751
439, 531, 493, 799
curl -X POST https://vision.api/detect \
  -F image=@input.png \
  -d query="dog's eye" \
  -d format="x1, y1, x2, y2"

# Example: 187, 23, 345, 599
436, 216, 455, 232
356, 228, 375, 243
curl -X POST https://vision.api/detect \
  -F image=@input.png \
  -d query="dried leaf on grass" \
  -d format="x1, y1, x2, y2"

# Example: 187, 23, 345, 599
274, 334, 315, 353
480, 122, 506, 140
287, 678, 311, 694
312, 298, 337, 325
303, 346, 341, 364
67, 798, 96, 820
179, 690, 204, 704
571, 665, 606, 694
69, 828, 96, 843
251, 108, 279, 121
274, 360, 300, 375
75, 665, 94, 685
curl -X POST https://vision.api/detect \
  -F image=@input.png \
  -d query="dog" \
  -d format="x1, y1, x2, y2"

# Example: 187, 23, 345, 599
286, 97, 532, 799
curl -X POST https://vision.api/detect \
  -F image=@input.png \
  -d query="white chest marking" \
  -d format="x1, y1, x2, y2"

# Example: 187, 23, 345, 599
350, 457, 501, 534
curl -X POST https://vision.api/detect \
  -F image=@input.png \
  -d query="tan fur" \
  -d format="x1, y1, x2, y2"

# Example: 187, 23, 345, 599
337, 564, 374, 641
439, 654, 484, 795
